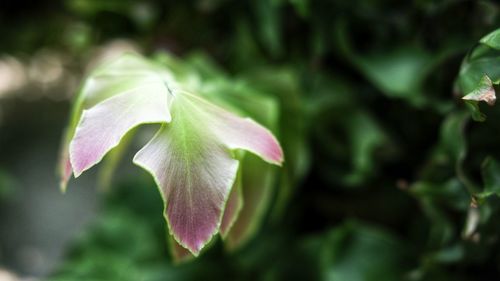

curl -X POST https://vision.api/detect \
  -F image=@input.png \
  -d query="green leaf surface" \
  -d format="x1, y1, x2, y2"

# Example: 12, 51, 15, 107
480, 28, 500, 50
343, 111, 388, 186
356, 48, 432, 102
458, 57, 500, 96
318, 222, 410, 281
478, 157, 500, 198
462, 75, 496, 121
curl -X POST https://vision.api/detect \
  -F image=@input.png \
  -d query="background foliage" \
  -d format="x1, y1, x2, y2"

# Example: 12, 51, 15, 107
1, 0, 500, 280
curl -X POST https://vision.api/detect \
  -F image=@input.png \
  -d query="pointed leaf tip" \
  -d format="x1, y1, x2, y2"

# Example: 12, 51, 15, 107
169, 235, 195, 263
462, 75, 496, 106
186, 93, 284, 165
134, 126, 239, 254
133, 94, 241, 254
70, 82, 171, 177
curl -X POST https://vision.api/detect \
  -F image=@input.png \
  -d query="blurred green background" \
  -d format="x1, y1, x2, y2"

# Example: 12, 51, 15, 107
1, 0, 500, 280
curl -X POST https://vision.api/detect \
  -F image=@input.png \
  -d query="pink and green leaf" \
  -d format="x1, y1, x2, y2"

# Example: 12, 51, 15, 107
186, 93, 283, 165
132, 103, 238, 254
70, 82, 171, 176
60, 54, 285, 257
58, 54, 170, 190
133, 92, 282, 254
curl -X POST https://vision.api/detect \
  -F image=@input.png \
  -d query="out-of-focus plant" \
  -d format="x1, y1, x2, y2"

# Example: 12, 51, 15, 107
2, 0, 498, 280
58, 53, 285, 257
457, 28, 500, 121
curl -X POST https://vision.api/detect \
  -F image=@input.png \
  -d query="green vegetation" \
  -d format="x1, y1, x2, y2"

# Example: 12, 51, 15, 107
1, 0, 500, 280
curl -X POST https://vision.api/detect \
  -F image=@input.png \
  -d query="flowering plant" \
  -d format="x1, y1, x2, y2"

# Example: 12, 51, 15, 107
58, 54, 283, 257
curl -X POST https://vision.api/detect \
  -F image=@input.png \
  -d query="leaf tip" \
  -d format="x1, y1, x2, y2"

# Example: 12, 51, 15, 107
462, 75, 496, 106
266, 139, 285, 166
170, 233, 205, 256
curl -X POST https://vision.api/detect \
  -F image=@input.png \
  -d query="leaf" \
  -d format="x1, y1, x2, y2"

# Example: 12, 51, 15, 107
69, 82, 171, 176
80, 54, 170, 108
462, 75, 496, 105
456, 28, 500, 122
199, 95, 284, 166
440, 111, 468, 165
462, 75, 496, 121
317, 221, 410, 281
133, 92, 283, 254
439, 111, 478, 194
167, 53, 284, 247
477, 157, 500, 198
458, 57, 500, 96
425, 244, 465, 264
343, 111, 388, 186
167, 60, 283, 247
254, 0, 283, 57
58, 53, 170, 190
62, 53, 284, 257
356, 47, 432, 101
133, 113, 236, 255
410, 179, 470, 211
336, 21, 464, 109
480, 28, 500, 50
335, 23, 435, 105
